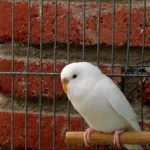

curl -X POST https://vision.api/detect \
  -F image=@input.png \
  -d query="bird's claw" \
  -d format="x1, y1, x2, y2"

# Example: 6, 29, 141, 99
113, 128, 124, 148
83, 128, 95, 146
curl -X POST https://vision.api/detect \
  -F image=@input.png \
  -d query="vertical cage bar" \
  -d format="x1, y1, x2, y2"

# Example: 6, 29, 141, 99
39, 0, 43, 149
140, 77, 144, 130
67, 1, 71, 150
67, 0, 70, 64
141, 0, 146, 67
96, 1, 101, 149
97, 0, 101, 67
140, 0, 146, 130
53, 0, 58, 149
126, 0, 132, 69
11, 1, 15, 149
82, 0, 86, 61
111, 0, 115, 73
123, 0, 132, 98
81, 1, 86, 149
24, 0, 31, 149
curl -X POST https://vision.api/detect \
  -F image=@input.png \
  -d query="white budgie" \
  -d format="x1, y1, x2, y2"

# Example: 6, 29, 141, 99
61, 62, 144, 150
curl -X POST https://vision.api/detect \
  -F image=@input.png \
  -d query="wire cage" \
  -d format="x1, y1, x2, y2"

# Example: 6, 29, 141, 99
0, 0, 150, 150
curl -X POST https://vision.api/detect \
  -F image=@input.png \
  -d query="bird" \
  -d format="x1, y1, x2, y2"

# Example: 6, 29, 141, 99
60, 62, 143, 150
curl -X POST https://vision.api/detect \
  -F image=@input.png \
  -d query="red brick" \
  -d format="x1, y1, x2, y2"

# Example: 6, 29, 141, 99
0, 111, 101, 150
0, 1, 150, 46
0, 58, 65, 98
0, 111, 148, 150
0, 58, 121, 98
137, 76, 150, 102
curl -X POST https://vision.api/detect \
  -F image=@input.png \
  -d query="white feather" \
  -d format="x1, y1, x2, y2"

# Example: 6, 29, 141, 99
104, 76, 141, 132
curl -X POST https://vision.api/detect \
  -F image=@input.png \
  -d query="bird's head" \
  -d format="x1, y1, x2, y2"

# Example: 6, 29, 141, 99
60, 62, 101, 99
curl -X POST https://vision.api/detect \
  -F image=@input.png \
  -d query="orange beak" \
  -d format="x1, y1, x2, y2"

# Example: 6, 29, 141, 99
62, 78, 69, 93
63, 83, 67, 93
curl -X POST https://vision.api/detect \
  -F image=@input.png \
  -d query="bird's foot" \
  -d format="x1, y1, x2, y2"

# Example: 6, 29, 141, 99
83, 128, 95, 146
113, 128, 124, 148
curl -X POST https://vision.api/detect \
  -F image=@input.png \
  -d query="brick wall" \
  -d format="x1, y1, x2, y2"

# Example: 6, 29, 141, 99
0, 1, 150, 150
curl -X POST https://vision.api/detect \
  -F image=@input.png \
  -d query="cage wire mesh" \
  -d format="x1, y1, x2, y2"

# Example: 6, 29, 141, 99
0, 0, 149, 150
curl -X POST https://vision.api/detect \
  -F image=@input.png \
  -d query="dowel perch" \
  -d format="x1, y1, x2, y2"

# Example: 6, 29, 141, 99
66, 131, 150, 145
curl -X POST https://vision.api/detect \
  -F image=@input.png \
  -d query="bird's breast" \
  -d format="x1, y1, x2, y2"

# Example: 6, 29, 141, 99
72, 96, 129, 133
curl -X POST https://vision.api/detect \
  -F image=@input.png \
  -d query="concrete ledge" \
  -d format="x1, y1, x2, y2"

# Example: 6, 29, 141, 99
0, 1, 150, 46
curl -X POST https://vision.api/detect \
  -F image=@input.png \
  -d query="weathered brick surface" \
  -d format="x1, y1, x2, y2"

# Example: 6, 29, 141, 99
141, 77, 150, 102
1, 56, 149, 101
0, 1, 150, 46
0, 112, 83, 150
0, 58, 121, 98
0, 111, 148, 150
0, 58, 65, 98
0, 1, 150, 150
0, 111, 110, 150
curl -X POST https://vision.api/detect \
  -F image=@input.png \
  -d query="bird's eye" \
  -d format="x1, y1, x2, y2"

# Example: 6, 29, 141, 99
72, 74, 77, 79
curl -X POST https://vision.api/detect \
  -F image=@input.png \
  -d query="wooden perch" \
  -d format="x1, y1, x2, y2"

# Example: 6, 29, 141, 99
66, 131, 150, 145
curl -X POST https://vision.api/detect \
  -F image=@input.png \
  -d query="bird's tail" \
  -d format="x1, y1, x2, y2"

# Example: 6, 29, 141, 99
124, 144, 147, 150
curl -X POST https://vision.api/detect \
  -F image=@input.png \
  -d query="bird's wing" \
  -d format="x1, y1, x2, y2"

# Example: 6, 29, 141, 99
104, 77, 141, 131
